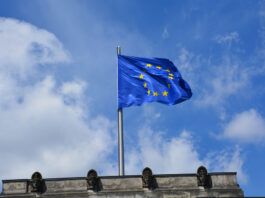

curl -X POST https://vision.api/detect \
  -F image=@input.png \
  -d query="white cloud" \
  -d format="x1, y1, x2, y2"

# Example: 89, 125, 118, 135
162, 27, 169, 39
174, 47, 201, 89
142, 105, 161, 122
0, 17, 70, 79
126, 127, 247, 184
205, 146, 247, 184
214, 32, 239, 45
174, 39, 260, 112
222, 109, 265, 143
0, 76, 117, 179
0, 17, 117, 180
60, 80, 87, 106
195, 59, 249, 107
175, 46, 249, 109
174, 34, 259, 112
178, 48, 194, 70
126, 128, 202, 174
61, 81, 86, 97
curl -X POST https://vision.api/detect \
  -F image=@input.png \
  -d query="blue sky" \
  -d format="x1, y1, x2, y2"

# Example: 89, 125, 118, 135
0, 0, 264, 196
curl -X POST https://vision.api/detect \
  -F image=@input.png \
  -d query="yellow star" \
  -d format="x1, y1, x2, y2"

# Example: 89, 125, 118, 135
169, 73, 174, 76
144, 82, 147, 88
168, 84, 171, 88
147, 89, 151, 95
139, 74, 144, 79
165, 69, 170, 72
156, 66, 162, 69
147, 64, 152, 68
168, 76, 174, 80
162, 90, 168, 96
153, 91, 158, 96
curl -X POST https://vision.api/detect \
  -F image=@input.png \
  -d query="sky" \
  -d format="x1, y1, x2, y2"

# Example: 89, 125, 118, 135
0, 0, 264, 196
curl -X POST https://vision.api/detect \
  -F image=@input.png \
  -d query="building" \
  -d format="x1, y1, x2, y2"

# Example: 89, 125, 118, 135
1, 166, 243, 198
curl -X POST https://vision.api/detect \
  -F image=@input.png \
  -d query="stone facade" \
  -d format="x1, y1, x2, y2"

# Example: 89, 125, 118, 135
1, 168, 243, 198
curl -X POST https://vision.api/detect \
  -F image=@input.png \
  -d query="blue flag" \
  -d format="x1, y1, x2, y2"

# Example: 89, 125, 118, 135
118, 55, 192, 109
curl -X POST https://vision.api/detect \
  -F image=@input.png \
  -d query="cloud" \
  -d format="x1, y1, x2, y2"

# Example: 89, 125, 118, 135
174, 47, 201, 89
178, 48, 194, 71
175, 32, 263, 114
60, 80, 87, 106
60, 81, 86, 97
142, 105, 161, 122
195, 58, 249, 107
0, 17, 117, 180
0, 17, 70, 79
126, 128, 202, 174
214, 32, 239, 45
175, 47, 249, 109
205, 146, 247, 184
162, 27, 169, 39
222, 109, 265, 143
0, 77, 117, 179
126, 127, 247, 184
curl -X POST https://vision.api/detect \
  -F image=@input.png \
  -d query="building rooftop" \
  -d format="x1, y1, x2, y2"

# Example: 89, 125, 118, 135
0, 166, 244, 198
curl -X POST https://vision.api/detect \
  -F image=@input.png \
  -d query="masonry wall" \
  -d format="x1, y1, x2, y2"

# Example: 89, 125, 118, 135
1, 172, 243, 198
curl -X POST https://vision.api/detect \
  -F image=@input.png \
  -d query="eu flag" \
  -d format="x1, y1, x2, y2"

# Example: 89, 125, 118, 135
118, 55, 192, 109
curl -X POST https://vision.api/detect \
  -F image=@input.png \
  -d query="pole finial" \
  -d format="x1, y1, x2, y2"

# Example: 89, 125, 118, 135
117, 46, 121, 55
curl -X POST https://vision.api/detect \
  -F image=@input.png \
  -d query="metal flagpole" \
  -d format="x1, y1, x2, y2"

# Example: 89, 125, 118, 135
117, 46, 124, 176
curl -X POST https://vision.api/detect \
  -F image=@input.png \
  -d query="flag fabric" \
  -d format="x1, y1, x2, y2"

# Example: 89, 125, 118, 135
118, 55, 192, 109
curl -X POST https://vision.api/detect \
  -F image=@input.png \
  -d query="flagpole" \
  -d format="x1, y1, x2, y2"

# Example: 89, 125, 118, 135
117, 46, 124, 176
